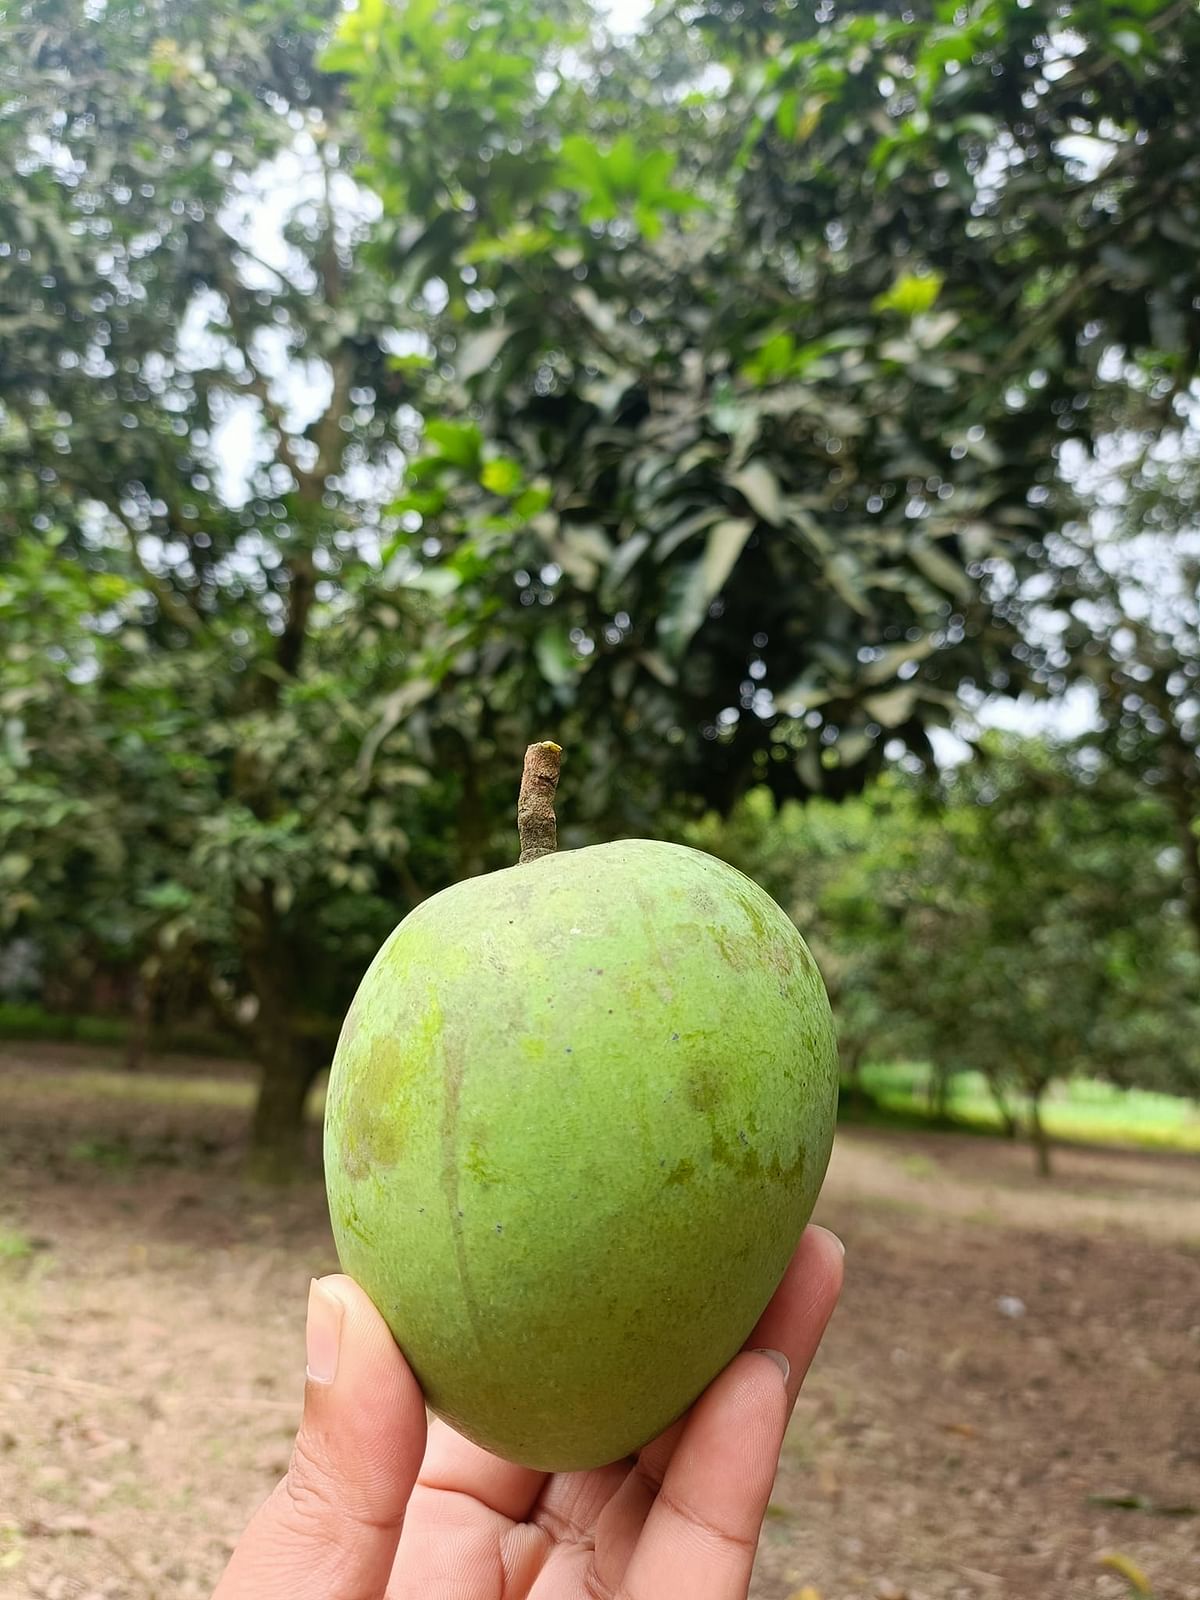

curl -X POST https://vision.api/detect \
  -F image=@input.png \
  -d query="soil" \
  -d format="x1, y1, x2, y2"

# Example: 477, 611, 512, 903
1, 1042, 1198, 1600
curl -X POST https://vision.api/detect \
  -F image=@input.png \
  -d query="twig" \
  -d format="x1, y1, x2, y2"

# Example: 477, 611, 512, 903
517, 741, 563, 864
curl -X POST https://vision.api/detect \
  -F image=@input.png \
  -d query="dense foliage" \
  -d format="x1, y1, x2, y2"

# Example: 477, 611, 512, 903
335, 0, 1200, 809
1, 0, 1197, 1170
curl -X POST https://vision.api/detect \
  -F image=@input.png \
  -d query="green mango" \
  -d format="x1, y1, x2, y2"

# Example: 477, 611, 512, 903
323, 837, 838, 1470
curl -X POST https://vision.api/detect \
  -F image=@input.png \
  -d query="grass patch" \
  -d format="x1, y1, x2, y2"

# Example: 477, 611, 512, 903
67, 1137, 140, 1171
64, 1132, 231, 1172
0, 1002, 243, 1057
0, 1226, 33, 1262
0, 1002, 127, 1045
851, 1062, 1200, 1153
0, 1064, 256, 1112
837, 1081, 987, 1137
901, 1153, 940, 1180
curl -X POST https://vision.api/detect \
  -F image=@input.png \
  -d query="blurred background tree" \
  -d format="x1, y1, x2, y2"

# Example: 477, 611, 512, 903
691, 740, 1200, 1172
0, 0, 451, 1171
1, 0, 1198, 1174
1043, 430, 1200, 954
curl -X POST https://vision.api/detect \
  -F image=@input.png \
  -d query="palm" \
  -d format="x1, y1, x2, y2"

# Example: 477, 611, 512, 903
391, 1415, 685, 1598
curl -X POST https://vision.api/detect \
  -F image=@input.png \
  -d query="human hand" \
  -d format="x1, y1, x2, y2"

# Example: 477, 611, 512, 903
214, 1225, 844, 1600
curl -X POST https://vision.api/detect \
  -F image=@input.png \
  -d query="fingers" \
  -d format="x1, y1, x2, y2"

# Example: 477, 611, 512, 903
213, 1275, 427, 1600
530, 1456, 629, 1547
415, 1416, 546, 1522
613, 1225, 844, 1600
385, 1419, 548, 1597
589, 1417, 687, 1583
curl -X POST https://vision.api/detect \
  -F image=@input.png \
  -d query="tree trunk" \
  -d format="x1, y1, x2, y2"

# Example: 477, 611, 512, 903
238, 884, 326, 1183
928, 1064, 951, 1120
1028, 1085, 1052, 1177
983, 1069, 1019, 1138
842, 1041, 866, 1107
248, 1037, 323, 1183
124, 969, 151, 1072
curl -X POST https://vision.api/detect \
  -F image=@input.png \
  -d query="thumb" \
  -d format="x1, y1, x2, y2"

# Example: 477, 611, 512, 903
214, 1274, 427, 1600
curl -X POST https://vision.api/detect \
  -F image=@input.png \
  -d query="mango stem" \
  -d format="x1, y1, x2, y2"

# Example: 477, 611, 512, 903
517, 741, 563, 864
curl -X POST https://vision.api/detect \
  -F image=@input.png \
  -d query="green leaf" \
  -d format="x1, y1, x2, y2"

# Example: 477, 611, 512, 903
396, 566, 462, 598
423, 420, 484, 471
636, 649, 678, 686
603, 530, 652, 597
632, 203, 664, 241
558, 134, 616, 218
775, 90, 798, 141
535, 625, 576, 688
863, 685, 919, 727
873, 271, 944, 317
730, 461, 784, 525
558, 135, 606, 187
386, 352, 434, 372
655, 508, 724, 561
457, 324, 511, 380
825, 552, 872, 617
743, 331, 797, 385
910, 541, 974, 600
606, 132, 641, 192
480, 457, 524, 495
861, 636, 938, 685
658, 517, 754, 658
357, 678, 436, 783
462, 224, 555, 264
638, 148, 677, 198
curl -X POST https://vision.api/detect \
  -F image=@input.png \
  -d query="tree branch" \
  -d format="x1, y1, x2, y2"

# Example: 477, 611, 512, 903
302, 151, 355, 492
89, 487, 204, 636
276, 553, 317, 681
211, 262, 321, 494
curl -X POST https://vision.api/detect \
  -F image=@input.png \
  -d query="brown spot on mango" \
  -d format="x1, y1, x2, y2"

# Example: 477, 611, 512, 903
339, 1005, 442, 1179
664, 1157, 696, 1187
686, 1062, 725, 1114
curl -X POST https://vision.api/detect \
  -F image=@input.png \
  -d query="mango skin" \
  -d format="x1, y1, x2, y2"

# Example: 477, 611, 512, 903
323, 838, 838, 1471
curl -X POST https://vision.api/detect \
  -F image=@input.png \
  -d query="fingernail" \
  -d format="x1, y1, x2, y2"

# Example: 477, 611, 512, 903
306, 1277, 344, 1386
812, 1224, 845, 1257
751, 1347, 790, 1386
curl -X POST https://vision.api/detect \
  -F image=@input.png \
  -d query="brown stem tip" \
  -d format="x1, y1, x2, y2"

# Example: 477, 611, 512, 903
517, 741, 563, 865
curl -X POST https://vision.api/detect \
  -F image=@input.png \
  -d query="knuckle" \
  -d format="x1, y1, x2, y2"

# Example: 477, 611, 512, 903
581, 1567, 614, 1600
656, 1484, 758, 1556
282, 1429, 342, 1534
632, 1456, 667, 1501
535, 1503, 596, 1548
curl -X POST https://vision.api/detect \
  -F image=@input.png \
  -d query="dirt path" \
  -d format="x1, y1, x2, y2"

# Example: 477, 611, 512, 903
1, 1049, 1198, 1600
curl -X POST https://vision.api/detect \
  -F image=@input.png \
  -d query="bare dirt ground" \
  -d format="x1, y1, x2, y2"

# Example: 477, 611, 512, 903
1, 1042, 1198, 1600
